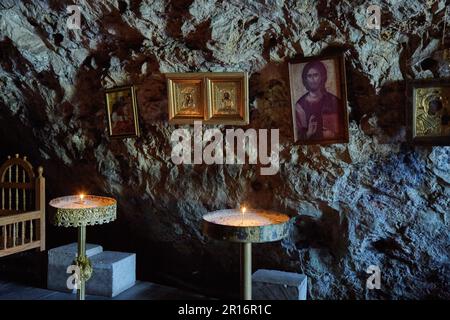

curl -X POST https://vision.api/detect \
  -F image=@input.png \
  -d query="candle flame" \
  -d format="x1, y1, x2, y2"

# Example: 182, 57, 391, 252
79, 194, 85, 201
241, 206, 246, 214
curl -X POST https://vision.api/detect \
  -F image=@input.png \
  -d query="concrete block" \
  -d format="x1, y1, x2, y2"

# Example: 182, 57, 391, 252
47, 243, 136, 297
48, 243, 103, 262
48, 243, 103, 292
87, 251, 136, 297
252, 269, 307, 300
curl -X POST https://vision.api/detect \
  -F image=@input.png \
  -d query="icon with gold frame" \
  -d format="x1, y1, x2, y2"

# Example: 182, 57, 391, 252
105, 85, 140, 138
408, 79, 450, 145
206, 72, 249, 125
167, 74, 206, 124
166, 72, 249, 125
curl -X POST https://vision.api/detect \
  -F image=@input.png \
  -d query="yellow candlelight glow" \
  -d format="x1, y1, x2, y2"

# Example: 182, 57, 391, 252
79, 194, 85, 201
240, 206, 246, 226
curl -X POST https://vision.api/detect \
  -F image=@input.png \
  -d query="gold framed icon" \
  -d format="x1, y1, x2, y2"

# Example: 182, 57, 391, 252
408, 79, 450, 145
166, 72, 249, 125
206, 72, 248, 125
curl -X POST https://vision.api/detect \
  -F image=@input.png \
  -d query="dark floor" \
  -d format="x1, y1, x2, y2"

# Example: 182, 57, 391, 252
0, 280, 210, 300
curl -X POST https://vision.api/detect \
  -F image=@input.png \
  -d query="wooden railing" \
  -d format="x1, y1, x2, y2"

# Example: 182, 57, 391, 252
0, 211, 42, 257
0, 154, 45, 257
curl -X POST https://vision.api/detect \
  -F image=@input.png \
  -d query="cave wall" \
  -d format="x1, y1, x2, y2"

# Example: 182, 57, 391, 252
0, 0, 449, 299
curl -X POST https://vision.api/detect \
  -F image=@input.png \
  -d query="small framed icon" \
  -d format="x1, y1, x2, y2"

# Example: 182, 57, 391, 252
167, 74, 206, 124
105, 85, 140, 138
205, 72, 249, 125
408, 79, 450, 145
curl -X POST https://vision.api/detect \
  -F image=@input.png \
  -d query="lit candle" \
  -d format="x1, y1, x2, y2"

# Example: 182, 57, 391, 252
79, 194, 85, 204
241, 206, 246, 225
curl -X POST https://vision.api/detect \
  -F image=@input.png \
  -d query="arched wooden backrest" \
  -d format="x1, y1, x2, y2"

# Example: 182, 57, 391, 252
0, 154, 36, 212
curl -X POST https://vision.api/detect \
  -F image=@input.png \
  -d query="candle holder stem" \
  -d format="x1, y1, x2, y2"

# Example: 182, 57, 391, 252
77, 225, 86, 300
240, 242, 252, 300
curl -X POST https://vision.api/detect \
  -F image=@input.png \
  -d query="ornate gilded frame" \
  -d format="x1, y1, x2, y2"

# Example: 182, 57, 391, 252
407, 79, 450, 145
166, 73, 207, 124
206, 72, 249, 125
166, 72, 249, 125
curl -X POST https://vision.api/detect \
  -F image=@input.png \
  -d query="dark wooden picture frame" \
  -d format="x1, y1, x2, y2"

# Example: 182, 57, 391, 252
407, 79, 450, 146
105, 85, 140, 138
288, 53, 349, 145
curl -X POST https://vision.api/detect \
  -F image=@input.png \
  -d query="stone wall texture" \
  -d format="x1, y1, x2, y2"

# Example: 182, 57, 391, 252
0, 0, 449, 299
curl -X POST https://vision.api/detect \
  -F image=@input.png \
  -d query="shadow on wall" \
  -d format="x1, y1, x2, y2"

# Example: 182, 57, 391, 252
293, 202, 348, 258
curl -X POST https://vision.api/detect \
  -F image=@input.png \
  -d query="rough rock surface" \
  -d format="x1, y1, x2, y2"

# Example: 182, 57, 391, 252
0, 0, 449, 299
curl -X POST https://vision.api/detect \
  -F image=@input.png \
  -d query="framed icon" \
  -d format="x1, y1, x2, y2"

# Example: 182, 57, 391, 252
105, 85, 140, 138
165, 72, 249, 125
288, 54, 349, 144
206, 72, 249, 125
167, 74, 206, 124
408, 79, 450, 145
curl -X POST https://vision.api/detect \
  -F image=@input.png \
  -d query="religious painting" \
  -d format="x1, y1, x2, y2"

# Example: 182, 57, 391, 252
166, 72, 248, 125
105, 85, 140, 138
288, 54, 349, 144
205, 72, 249, 125
167, 74, 205, 124
408, 79, 450, 145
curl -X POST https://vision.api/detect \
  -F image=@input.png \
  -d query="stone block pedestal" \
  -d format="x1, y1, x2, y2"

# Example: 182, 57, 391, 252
47, 243, 136, 297
252, 269, 307, 300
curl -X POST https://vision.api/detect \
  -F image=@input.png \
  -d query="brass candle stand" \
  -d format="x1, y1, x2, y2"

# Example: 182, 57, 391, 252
49, 195, 116, 300
202, 209, 290, 300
